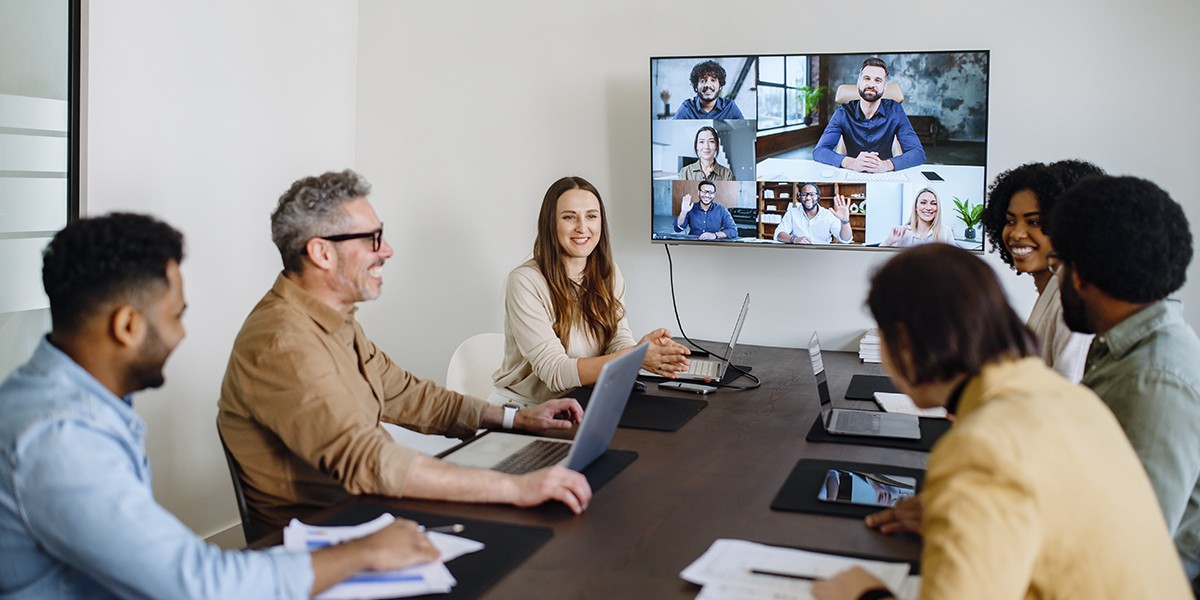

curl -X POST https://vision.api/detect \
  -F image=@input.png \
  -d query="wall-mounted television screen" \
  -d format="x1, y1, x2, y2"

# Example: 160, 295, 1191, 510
650, 51, 989, 251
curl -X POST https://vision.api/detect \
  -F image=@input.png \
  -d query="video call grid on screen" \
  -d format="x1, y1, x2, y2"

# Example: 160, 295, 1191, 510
650, 51, 990, 252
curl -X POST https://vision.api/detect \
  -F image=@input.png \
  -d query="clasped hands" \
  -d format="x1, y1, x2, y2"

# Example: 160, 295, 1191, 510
846, 151, 894, 173
639, 328, 691, 377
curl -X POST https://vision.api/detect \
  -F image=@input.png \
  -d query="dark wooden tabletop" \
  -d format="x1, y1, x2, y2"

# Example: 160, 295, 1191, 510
261, 344, 929, 599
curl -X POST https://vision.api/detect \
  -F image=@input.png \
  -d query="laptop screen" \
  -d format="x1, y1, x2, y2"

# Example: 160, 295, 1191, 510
721, 293, 751, 362
807, 332, 834, 421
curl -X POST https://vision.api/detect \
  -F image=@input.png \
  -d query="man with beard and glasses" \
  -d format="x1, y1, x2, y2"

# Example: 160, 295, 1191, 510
673, 179, 738, 240
218, 170, 593, 534
813, 57, 926, 173
673, 59, 746, 120
0, 213, 439, 598
1048, 175, 1200, 588
773, 182, 853, 244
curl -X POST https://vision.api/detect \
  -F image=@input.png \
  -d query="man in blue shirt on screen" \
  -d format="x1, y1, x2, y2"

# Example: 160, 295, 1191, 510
674, 180, 738, 240
673, 59, 746, 120
0, 213, 438, 599
813, 57, 926, 173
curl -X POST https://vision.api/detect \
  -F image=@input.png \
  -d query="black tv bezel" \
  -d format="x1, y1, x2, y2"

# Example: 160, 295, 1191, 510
648, 49, 991, 254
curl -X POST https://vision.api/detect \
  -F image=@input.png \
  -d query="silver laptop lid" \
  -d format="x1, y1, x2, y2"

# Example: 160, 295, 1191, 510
807, 332, 834, 423
564, 343, 648, 471
719, 293, 752, 364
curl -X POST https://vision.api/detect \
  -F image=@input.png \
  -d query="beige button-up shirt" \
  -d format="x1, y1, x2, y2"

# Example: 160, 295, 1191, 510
218, 274, 486, 530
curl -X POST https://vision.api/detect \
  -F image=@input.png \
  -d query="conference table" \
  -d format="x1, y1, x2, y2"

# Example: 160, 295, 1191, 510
258, 343, 932, 598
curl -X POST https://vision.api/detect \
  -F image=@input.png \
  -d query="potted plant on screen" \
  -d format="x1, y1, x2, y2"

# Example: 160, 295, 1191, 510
953, 197, 983, 239
796, 85, 830, 125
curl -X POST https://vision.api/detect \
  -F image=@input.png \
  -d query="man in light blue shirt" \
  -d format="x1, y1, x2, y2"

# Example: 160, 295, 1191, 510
0, 213, 438, 598
1049, 175, 1200, 587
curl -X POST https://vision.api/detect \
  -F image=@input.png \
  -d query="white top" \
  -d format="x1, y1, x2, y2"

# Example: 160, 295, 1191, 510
1026, 272, 1093, 383
492, 260, 637, 404
774, 205, 851, 244
887, 223, 956, 247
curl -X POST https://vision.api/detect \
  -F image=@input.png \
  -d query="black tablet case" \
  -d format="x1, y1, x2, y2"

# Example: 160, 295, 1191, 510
771, 458, 926, 519
844, 374, 899, 400
566, 387, 707, 432
804, 414, 950, 452
317, 503, 553, 600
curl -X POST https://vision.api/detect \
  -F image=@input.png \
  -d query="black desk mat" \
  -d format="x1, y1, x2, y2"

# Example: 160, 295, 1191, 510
771, 458, 926, 520
317, 502, 553, 600
804, 414, 950, 452
844, 374, 899, 400
567, 387, 707, 431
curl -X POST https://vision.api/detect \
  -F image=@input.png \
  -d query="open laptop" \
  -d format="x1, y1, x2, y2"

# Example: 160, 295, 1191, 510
441, 344, 647, 474
807, 332, 920, 439
670, 293, 750, 384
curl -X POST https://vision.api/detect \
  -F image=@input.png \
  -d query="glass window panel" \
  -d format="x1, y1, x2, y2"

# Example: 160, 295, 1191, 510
757, 86, 784, 129
758, 56, 783, 85
786, 56, 809, 88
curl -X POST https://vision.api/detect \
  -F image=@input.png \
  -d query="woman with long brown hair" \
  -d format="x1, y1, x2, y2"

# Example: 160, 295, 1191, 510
492, 176, 690, 405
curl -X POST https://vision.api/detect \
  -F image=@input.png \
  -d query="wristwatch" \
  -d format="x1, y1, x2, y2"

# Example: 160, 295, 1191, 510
502, 404, 519, 430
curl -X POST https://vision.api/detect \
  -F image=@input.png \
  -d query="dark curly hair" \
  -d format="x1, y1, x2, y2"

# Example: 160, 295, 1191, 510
1048, 159, 1104, 190
867, 244, 1037, 385
42, 213, 184, 334
1049, 175, 1192, 303
689, 60, 727, 92
981, 162, 1064, 270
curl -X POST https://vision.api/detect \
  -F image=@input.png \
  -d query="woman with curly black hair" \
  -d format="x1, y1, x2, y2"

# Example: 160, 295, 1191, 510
979, 159, 1103, 382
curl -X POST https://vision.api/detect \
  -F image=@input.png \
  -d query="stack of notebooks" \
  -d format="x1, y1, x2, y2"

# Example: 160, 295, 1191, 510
859, 329, 881, 363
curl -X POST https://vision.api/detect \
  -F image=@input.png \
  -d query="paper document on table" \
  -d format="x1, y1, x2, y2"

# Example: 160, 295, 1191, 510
283, 513, 484, 599
681, 539, 911, 600
874, 392, 948, 419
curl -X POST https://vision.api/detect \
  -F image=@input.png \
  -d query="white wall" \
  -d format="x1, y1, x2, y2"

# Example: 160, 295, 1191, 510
86, 1, 359, 537
355, 0, 1200, 383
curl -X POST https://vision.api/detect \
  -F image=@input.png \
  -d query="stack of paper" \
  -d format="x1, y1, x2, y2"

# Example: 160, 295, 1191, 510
874, 392, 949, 419
681, 539, 921, 600
283, 514, 484, 600
859, 329, 881, 363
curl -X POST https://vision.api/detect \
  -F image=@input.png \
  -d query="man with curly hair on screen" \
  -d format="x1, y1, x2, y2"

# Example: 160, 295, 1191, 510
673, 59, 745, 120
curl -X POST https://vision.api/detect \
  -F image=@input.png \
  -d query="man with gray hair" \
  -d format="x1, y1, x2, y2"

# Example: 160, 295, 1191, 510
218, 169, 592, 534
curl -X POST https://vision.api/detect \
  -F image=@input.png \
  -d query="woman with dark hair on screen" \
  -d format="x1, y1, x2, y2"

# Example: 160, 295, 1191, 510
979, 159, 1103, 383
812, 244, 1189, 600
678, 126, 733, 181
880, 188, 954, 247
492, 176, 691, 406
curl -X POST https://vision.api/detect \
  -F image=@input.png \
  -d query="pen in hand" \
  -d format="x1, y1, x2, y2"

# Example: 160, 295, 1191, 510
750, 568, 817, 581
421, 523, 465, 534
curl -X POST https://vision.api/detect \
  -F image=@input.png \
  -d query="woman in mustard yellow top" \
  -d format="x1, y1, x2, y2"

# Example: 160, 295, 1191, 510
813, 244, 1190, 600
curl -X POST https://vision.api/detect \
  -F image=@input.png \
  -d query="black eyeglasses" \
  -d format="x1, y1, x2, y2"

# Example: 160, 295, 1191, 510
319, 225, 384, 252
1046, 251, 1063, 276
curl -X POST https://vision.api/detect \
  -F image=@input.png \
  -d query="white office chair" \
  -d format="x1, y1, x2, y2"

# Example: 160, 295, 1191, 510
445, 333, 505, 399
385, 332, 506, 456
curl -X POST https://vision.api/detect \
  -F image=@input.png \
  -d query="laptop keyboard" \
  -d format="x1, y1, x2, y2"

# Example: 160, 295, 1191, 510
836, 410, 881, 433
683, 359, 721, 378
492, 439, 571, 474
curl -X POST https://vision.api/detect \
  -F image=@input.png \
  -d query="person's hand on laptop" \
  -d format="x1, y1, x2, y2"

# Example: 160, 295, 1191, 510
639, 328, 691, 377
515, 398, 583, 432
864, 494, 923, 535
510, 466, 592, 514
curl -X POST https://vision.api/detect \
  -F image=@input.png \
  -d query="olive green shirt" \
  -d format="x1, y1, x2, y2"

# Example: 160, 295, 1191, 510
1082, 299, 1200, 572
